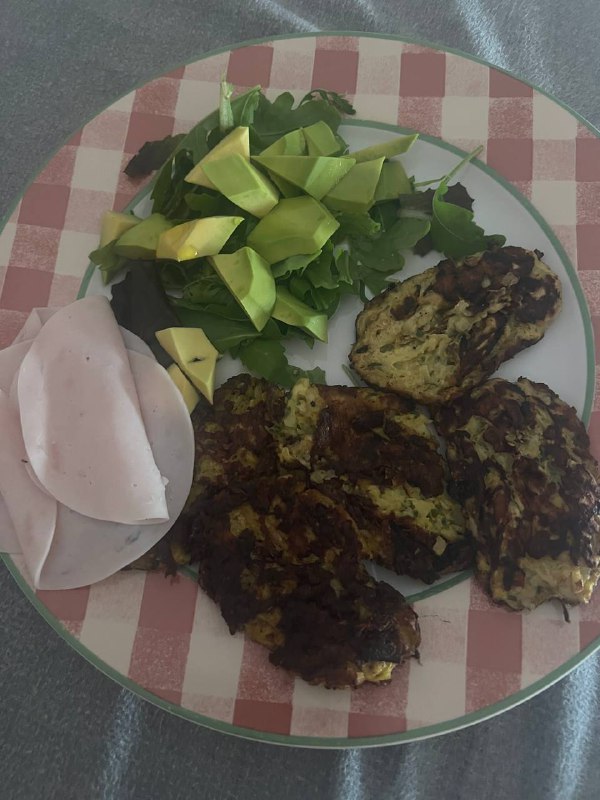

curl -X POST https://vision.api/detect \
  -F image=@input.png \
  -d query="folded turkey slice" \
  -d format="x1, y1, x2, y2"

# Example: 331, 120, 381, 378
17, 295, 169, 524
0, 389, 57, 585
36, 350, 194, 589
0, 342, 194, 588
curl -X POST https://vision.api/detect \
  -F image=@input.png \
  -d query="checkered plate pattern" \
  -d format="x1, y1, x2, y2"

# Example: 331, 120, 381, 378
1, 34, 600, 747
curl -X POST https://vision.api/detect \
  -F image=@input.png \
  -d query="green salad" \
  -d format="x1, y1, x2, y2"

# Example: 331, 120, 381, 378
90, 81, 504, 387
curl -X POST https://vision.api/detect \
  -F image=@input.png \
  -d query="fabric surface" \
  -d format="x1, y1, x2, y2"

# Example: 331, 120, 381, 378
1, 1, 600, 798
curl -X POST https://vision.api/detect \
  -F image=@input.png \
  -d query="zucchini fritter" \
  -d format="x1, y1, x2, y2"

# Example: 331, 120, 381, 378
277, 379, 470, 583
186, 475, 420, 688
435, 378, 600, 610
350, 246, 562, 404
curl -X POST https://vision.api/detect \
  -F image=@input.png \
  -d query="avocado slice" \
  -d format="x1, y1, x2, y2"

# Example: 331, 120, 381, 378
374, 161, 413, 203
155, 327, 218, 404
261, 129, 307, 157
156, 216, 244, 261
114, 213, 173, 260
252, 155, 355, 200
202, 154, 279, 218
166, 363, 200, 413
349, 133, 418, 164
99, 211, 141, 247
247, 196, 340, 264
272, 286, 328, 342
185, 126, 250, 189
209, 247, 276, 331
323, 158, 385, 214
259, 129, 307, 197
303, 121, 342, 157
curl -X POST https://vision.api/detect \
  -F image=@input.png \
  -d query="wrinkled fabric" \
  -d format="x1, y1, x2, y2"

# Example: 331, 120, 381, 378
1, 1, 600, 799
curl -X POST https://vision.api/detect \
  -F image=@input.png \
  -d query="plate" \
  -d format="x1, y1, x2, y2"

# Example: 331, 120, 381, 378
1, 33, 600, 748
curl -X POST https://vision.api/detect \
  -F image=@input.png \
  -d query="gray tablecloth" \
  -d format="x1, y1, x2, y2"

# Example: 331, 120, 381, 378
1, 2, 600, 798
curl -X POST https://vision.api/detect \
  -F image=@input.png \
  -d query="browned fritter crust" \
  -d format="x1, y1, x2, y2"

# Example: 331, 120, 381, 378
349, 247, 562, 404
434, 377, 600, 610
186, 475, 420, 688
277, 380, 471, 583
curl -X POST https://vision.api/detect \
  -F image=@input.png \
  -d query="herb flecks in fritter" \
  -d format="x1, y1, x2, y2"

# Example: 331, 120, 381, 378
350, 246, 562, 404
277, 379, 470, 583
435, 378, 600, 610
186, 475, 420, 689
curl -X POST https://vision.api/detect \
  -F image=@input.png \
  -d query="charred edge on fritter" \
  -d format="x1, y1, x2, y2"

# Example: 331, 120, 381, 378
349, 246, 562, 404
435, 377, 600, 610
278, 379, 471, 583
185, 476, 420, 688
188, 373, 286, 505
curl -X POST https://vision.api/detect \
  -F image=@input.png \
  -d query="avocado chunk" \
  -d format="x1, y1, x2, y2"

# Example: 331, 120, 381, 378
303, 121, 342, 157
261, 129, 307, 157
209, 247, 276, 331
156, 216, 244, 261
272, 287, 328, 342
202, 154, 279, 218
99, 211, 141, 247
349, 133, 418, 164
247, 196, 340, 264
155, 327, 218, 404
166, 363, 200, 413
323, 158, 385, 214
259, 129, 307, 197
252, 155, 355, 200
185, 126, 250, 189
114, 213, 173, 260
374, 161, 413, 203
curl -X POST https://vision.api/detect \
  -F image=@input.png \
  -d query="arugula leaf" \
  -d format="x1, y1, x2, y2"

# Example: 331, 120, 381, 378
184, 191, 239, 216
110, 263, 180, 368
350, 217, 431, 272
250, 93, 346, 148
124, 135, 185, 178
151, 149, 195, 218
300, 89, 356, 116
172, 302, 262, 352
159, 260, 200, 291
182, 269, 248, 321
238, 339, 326, 388
304, 243, 337, 289
333, 212, 381, 242
271, 251, 321, 280
398, 190, 434, 214
88, 241, 127, 285
430, 182, 505, 259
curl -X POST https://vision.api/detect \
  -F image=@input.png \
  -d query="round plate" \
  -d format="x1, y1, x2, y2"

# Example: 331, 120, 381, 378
1, 33, 600, 748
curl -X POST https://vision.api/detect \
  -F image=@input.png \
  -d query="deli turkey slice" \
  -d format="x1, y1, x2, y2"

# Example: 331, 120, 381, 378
17, 295, 168, 524
36, 351, 194, 589
0, 390, 57, 584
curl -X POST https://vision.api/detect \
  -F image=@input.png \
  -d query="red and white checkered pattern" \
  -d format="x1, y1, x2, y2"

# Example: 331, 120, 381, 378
1, 35, 599, 744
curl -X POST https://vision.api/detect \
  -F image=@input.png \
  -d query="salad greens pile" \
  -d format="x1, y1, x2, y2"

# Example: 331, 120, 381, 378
91, 82, 505, 387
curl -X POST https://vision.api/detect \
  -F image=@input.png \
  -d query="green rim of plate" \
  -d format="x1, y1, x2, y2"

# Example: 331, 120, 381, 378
2, 30, 599, 749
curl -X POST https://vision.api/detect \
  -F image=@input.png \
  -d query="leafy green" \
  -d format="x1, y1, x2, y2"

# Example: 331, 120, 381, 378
151, 149, 195, 217
172, 302, 263, 352
349, 217, 431, 272
271, 252, 321, 280
110, 263, 180, 368
89, 241, 127, 285
300, 89, 356, 116
431, 182, 505, 259
238, 339, 327, 388
124, 135, 185, 178
99, 87, 507, 392
426, 147, 505, 259
219, 78, 235, 133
